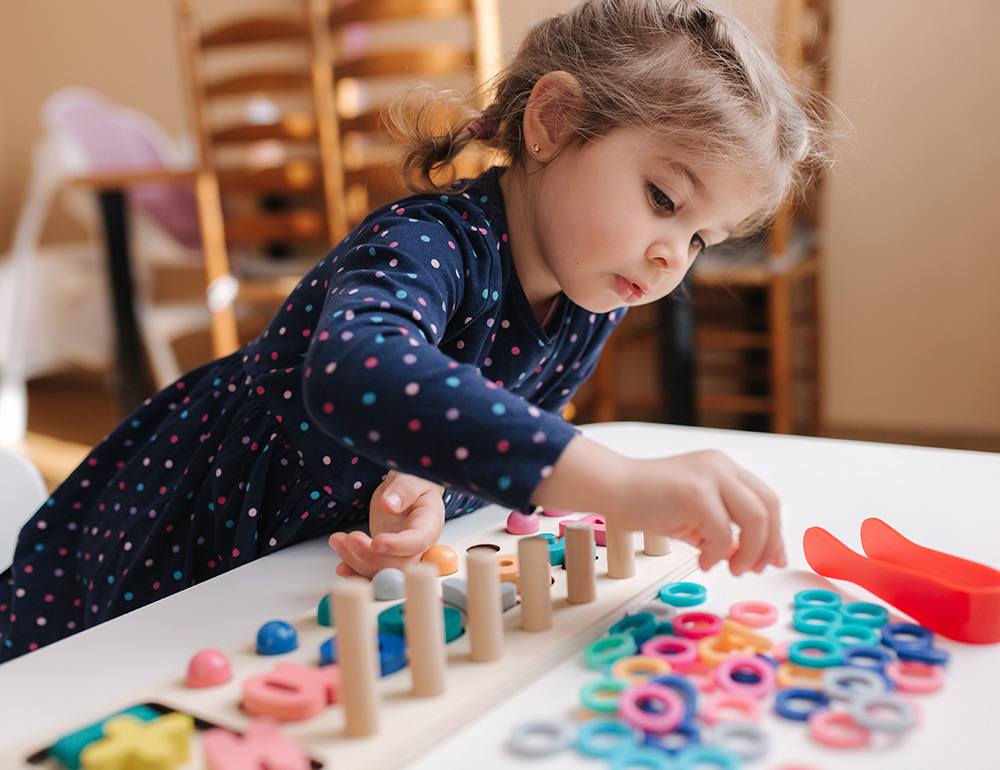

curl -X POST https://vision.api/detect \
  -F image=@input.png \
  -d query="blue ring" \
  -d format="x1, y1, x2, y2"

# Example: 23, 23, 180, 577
793, 589, 842, 610
842, 644, 894, 672
897, 645, 950, 666
658, 582, 707, 607
774, 687, 829, 721
575, 718, 637, 758
644, 721, 701, 755
648, 674, 700, 720
880, 622, 933, 651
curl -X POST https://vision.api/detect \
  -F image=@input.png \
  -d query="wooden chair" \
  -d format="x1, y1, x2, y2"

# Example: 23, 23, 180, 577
174, 0, 348, 357
576, 0, 833, 435
324, 0, 503, 226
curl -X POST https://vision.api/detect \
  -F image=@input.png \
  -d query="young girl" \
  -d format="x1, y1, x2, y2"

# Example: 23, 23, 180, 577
1, 0, 825, 660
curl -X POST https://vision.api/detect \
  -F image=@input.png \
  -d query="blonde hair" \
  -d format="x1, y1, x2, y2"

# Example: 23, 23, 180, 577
392, 0, 830, 232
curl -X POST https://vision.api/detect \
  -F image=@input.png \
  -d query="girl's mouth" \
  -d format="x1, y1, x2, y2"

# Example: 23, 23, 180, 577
614, 275, 647, 303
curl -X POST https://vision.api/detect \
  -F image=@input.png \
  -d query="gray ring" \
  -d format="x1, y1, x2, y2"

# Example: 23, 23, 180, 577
629, 601, 677, 623
711, 722, 770, 761
508, 720, 575, 757
849, 693, 919, 733
821, 665, 888, 700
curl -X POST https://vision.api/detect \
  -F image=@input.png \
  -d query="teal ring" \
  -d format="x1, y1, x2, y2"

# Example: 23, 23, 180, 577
674, 745, 742, 770
788, 638, 844, 668
827, 623, 880, 647
794, 589, 842, 610
610, 612, 659, 646
792, 607, 842, 635
377, 603, 464, 643
575, 718, 637, 758
609, 746, 673, 769
840, 602, 889, 629
658, 582, 707, 607
579, 676, 630, 713
583, 633, 637, 670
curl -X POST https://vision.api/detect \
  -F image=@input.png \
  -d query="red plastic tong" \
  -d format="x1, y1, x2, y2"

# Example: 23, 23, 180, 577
803, 518, 1000, 644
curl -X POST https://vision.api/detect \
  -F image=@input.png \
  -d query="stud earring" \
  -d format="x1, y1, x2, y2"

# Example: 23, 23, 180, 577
530, 143, 542, 155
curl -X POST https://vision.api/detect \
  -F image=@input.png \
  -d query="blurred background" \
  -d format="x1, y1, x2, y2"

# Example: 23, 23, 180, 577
1, 0, 998, 489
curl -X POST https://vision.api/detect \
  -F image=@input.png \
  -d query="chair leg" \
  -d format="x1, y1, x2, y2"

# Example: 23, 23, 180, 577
768, 275, 793, 434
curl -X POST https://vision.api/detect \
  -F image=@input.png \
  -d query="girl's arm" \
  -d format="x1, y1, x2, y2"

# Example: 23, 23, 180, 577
530, 434, 786, 576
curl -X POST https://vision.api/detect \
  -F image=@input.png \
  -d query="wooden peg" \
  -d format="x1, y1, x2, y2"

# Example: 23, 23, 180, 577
405, 563, 447, 697
518, 536, 552, 631
643, 532, 672, 557
466, 549, 503, 661
564, 522, 596, 604
605, 522, 636, 579
331, 579, 380, 736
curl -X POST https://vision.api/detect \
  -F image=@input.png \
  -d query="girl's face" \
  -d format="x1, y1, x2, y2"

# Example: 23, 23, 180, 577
516, 127, 760, 314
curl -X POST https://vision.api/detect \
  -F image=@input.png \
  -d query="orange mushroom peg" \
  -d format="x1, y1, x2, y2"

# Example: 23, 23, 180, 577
421, 544, 459, 576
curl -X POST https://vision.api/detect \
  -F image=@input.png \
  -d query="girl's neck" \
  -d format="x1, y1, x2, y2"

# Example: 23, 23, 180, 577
498, 164, 563, 324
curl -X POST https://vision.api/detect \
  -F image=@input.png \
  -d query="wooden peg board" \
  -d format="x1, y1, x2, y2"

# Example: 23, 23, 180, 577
15, 517, 700, 769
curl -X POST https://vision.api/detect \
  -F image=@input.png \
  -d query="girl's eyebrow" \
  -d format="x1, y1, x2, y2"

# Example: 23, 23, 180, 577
653, 157, 705, 195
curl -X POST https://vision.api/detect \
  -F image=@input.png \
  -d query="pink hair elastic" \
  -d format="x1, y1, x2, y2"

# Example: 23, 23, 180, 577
618, 682, 685, 735
808, 707, 871, 748
673, 612, 724, 640
729, 601, 778, 628
640, 636, 699, 671
701, 691, 761, 725
465, 113, 498, 140
885, 660, 946, 693
716, 655, 776, 700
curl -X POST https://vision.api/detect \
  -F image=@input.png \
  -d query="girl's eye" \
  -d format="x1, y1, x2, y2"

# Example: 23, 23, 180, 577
647, 183, 674, 213
690, 233, 706, 253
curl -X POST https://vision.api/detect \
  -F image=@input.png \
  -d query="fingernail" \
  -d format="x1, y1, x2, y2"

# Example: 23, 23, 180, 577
385, 492, 403, 510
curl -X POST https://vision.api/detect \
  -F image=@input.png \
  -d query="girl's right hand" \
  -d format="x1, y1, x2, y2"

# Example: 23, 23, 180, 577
531, 436, 785, 576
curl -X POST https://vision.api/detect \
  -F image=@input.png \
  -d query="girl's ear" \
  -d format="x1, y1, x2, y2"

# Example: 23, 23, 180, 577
523, 70, 582, 161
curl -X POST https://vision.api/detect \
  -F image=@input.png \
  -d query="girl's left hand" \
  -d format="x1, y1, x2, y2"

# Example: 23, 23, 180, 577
328, 471, 445, 579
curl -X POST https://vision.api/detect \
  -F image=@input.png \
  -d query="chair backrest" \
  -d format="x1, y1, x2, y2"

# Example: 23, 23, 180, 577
41, 87, 202, 251
0, 446, 48, 571
327, 0, 503, 225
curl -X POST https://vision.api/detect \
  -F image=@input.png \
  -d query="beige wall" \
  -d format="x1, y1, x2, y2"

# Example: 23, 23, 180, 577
1, 0, 998, 441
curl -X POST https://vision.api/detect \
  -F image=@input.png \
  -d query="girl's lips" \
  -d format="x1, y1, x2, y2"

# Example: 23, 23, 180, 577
614, 275, 647, 304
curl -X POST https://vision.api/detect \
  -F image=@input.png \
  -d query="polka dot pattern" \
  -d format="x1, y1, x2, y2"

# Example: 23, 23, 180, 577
0, 168, 622, 661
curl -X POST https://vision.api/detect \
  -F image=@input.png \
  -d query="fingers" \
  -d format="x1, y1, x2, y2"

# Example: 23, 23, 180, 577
721, 468, 784, 575
372, 497, 443, 557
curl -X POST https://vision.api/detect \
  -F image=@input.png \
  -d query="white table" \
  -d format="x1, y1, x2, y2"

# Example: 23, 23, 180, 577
2, 422, 998, 768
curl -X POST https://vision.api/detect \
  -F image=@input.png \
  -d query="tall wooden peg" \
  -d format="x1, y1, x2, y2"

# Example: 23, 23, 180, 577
564, 522, 597, 605
405, 563, 447, 697
331, 578, 380, 736
467, 549, 503, 662
644, 532, 672, 557
605, 521, 636, 579
518, 536, 552, 631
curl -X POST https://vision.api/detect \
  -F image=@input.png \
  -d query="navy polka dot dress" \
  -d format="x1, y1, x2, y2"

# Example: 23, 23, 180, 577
0, 168, 624, 660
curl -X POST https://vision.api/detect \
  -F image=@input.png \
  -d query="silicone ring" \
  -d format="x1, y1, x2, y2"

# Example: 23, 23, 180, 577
673, 612, 724, 640
698, 635, 755, 668
377, 603, 464, 643
840, 602, 889, 628
827, 623, 880, 647
880, 622, 933, 651
712, 722, 770, 761
609, 746, 674, 770
808, 707, 870, 748
575, 718, 638, 758
788, 639, 843, 669
776, 663, 824, 690
821, 666, 888, 701
648, 674, 700, 720
849, 693, 920, 733
896, 645, 950, 666
729, 601, 778, 628
701, 691, 761, 725
774, 687, 829, 721
580, 676, 630, 714
643, 722, 701, 755
794, 589, 842, 610
792, 607, 842, 636
508, 720, 575, 757
884, 660, 946, 693
685, 660, 719, 693
619, 682, 686, 735
673, 745, 742, 770
842, 644, 894, 672
611, 612, 660, 646
658, 582, 708, 607
583, 633, 637, 670
610, 655, 673, 686
716, 655, 776, 700
641, 636, 698, 671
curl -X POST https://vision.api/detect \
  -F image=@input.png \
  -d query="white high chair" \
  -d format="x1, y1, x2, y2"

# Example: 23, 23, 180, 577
0, 445, 48, 571
0, 87, 212, 447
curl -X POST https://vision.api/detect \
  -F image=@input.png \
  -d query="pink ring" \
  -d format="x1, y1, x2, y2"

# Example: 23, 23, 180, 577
716, 655, 776, 700
808, 707, 870, 748
701, 691, 761, 725
640, 636, 698, 671
685, 660, 718, 693
729, 601, 778, 628
618, 682, 685, 735
885, 660, 946, 693
673, 612, 724, 640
